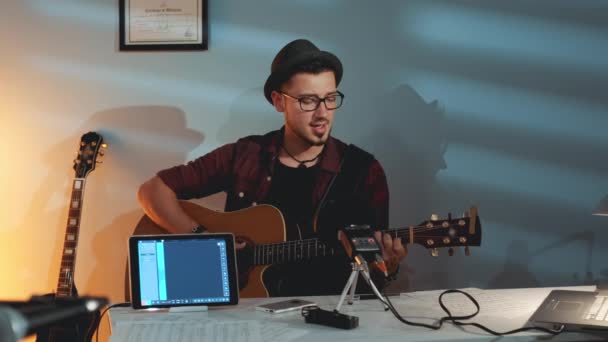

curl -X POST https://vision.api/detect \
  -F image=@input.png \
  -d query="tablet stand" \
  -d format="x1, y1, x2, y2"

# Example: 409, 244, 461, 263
168, 306, 208, 313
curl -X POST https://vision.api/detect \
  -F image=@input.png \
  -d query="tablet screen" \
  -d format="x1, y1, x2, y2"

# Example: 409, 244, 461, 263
128, 233, 239, 309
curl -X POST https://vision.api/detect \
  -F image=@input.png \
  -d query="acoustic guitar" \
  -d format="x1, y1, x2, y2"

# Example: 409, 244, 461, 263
132, 202, 482, 297
36, 132, 106, 342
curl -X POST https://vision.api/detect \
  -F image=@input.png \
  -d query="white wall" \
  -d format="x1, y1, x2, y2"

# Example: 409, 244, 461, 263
1, 0, 607, 303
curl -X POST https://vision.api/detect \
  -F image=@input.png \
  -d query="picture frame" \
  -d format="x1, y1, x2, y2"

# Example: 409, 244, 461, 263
119, 0, 208, 51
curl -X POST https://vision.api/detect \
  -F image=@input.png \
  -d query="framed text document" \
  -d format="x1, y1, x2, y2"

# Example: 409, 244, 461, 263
119, 0, 208, 51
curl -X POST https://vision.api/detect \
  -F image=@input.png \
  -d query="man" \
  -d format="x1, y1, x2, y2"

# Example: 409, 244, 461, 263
137, 39, 407, 296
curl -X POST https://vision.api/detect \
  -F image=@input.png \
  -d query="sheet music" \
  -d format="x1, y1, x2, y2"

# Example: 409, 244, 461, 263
260, 321, 308, 341
110, 314, 309, 342
110, 320, 262, 342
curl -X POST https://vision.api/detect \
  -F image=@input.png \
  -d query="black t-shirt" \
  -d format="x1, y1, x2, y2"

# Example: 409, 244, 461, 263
261, 158, 385, 297
262, 162, 351, 296
265, 161, 318, 240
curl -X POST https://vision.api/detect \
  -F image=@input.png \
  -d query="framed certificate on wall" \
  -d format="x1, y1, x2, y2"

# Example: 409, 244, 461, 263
119, 0, 208, 51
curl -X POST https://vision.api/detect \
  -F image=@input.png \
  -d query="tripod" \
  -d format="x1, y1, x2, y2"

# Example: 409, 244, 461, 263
335, 256, 388, 312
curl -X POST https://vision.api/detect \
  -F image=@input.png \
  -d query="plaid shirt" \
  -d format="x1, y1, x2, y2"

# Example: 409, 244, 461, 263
158, 128, 389, 232
158, 128, 391, 296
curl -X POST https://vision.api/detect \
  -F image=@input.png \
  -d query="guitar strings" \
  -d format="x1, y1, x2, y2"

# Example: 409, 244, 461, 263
252, 221, 473, 249
251, 224, 473, 259
251, 230, 476, 265
253, 222, 474, 252
251, 219, 478, 264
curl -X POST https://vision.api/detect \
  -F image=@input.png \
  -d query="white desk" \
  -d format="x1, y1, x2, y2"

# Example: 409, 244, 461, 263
109, 286, 605, 342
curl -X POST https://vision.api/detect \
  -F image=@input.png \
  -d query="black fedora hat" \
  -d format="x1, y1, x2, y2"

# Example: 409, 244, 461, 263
263, 39, 343, 104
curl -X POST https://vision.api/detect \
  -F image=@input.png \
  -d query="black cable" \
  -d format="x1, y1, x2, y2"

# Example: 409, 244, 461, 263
381, 287, 564, 336
94, 302, 131, 342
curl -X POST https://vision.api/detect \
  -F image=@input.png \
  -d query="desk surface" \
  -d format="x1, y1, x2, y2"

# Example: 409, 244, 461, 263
109, 286, 604, 342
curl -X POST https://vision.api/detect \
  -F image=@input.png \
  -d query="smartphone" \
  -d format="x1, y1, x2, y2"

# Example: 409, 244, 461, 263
255, 299, 317, 313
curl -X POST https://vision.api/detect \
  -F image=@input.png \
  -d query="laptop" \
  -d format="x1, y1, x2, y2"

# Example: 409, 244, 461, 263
528, 289, 608, 332
128, 233, 239, 310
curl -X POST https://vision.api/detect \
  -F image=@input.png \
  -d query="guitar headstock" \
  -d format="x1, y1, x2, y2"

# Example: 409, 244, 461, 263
73, 131, 106, 178
403, 206, 482, 257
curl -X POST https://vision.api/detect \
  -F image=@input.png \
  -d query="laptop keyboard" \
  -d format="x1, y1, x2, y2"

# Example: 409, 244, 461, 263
585, 296, 608, 321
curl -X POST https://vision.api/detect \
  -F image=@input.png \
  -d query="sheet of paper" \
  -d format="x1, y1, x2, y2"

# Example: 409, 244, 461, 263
110, 317, 310, 342
109, 320, 262, 342
260, 321, 308, 341
399, 287, 553, 319
113, 311, 211, 325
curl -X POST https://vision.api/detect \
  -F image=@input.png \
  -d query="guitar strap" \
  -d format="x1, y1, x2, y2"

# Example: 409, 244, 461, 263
314, 144, 376, 245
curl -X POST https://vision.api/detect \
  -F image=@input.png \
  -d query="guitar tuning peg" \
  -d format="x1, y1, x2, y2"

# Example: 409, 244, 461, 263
448, 247, 454, 256
430, 214, 438, 221
96, 161, 103, 164
464, 246, 470, 256
430, 248, 439, 257
101, 143, 108, 149
99, 151, 105, 156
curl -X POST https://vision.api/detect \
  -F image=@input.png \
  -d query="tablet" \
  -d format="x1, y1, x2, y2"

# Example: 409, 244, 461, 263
128, 233, 239, 310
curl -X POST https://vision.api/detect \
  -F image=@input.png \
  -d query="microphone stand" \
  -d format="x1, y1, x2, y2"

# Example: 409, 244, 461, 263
335, 255, 388, 313
0, 296, 107, 341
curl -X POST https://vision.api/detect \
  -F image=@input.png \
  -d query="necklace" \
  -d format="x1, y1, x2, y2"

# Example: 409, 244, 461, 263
282, 146, 324, 168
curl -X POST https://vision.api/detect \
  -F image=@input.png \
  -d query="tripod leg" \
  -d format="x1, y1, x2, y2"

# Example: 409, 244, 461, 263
335, 266, 359, 313
359, 269, 388, 310
348, 264, 360, 305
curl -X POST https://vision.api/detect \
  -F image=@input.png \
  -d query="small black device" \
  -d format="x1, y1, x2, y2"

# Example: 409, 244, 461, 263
338, 224, 382, 260
302, 306, 359, 330
338, 224, 388, 276
128, 233, 239, 310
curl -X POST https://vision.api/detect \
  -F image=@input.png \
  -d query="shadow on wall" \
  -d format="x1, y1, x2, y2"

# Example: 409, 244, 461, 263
487, 240, 539, 289
81, 106, 208, 302
87, 91, 284, 301
362, 85, 447, 293
216, 86, 284, 144
3, 106, 206, 301
487, 230, 608, 289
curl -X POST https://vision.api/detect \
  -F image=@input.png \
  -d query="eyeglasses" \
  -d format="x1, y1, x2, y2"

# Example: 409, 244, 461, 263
280, 91, 344, 111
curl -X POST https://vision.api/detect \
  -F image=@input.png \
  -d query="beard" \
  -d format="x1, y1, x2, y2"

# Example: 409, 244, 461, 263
310, 133, 328, 146
293, 123, 331, 147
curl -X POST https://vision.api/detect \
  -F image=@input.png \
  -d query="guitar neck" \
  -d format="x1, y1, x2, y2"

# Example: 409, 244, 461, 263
173, 203, 473, 268
249, 214, 481, 266
56, 178, 86, 297
252, 238, 336, 266
386, 225, 422, 244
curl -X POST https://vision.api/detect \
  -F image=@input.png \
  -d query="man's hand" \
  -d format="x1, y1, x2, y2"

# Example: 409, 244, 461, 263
374, 231, 407, 275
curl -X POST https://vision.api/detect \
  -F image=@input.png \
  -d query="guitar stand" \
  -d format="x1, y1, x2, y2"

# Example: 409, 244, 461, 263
334, 261, 388, 313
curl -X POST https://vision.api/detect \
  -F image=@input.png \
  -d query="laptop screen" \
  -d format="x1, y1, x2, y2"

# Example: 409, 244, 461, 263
129, 233, 239, 309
